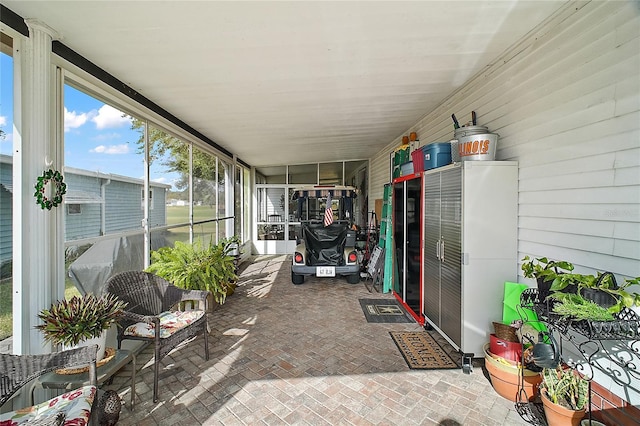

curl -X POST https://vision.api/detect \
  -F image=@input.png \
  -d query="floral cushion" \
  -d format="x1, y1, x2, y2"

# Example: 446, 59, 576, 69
0, 385, 96, 426
123, 310, 205, 339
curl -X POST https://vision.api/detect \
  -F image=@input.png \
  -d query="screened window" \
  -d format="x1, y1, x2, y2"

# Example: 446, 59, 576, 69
68, 204, 82, 215
148, 125, 186, 227
256, 187, 286, 240
0, 41, 14, 350
63, 84, 147, 295
192, 147, 219, 244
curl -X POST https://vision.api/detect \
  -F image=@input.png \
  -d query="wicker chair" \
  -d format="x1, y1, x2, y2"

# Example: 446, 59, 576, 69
0, 345, 98, 425
103, 271, 210, 402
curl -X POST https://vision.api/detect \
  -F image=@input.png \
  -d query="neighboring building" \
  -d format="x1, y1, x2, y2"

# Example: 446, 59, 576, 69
64, 166, 169, 241
0, 155, 170, 265
0, 182, 11, 275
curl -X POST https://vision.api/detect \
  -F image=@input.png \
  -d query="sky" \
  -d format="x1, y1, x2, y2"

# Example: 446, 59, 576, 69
0, 52, 179, 189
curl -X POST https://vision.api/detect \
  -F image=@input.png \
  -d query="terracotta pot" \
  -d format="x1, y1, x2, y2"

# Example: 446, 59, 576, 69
484, 344, 540, 377
484, 344, 541, 402
541, 390, 586, 426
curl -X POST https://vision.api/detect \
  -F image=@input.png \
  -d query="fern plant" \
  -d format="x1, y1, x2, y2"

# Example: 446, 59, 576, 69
147, 236, 240, 305
541, 366, 589, 411
549, 292, 614, 322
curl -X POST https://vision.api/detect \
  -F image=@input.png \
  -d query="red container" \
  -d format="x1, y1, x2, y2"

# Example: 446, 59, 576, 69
490, 333, 522, 363
411, 148, 425, 173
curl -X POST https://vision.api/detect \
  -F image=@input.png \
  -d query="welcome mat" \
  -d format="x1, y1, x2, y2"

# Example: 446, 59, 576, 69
389, 331, 459, 370
359, 298, 414, 323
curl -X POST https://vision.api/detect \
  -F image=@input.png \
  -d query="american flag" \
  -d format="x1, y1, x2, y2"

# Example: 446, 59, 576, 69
324, 192, 334, 227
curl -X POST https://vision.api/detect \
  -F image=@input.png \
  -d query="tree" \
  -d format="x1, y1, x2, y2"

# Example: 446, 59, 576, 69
130, 118, 226, 208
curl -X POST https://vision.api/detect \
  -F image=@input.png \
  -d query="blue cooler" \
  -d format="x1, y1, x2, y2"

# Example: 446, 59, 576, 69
423, 142, 452, 170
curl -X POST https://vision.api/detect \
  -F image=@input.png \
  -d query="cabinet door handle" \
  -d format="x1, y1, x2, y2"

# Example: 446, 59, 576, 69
436, 240, 440, 259
441, 240, 445, 262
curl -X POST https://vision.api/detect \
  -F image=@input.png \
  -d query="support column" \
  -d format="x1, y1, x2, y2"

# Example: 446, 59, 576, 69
13, 20, 59, 354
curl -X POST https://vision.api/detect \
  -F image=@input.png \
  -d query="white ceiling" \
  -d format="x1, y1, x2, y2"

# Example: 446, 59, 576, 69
3, 0, 565, 170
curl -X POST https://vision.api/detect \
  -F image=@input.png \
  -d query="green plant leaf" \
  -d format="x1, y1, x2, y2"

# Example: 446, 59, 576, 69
146, 236, 240, 305
36, 294, 126, 346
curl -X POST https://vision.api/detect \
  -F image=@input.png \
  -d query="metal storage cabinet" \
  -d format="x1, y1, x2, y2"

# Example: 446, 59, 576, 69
422, 161, 518, 366
392, 174, 424, 322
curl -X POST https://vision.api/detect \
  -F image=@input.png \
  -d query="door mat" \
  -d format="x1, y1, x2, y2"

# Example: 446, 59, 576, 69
389, 331, 459, 370
359, 298, 415, 323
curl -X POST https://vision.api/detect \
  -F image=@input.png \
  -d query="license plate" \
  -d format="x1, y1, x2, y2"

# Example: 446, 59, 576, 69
316, 266, 335, 277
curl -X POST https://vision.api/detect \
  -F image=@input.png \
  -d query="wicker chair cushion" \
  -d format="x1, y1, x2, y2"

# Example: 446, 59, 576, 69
123, 310, 205, 339
13, 412, 65, 426
0, 385, 96, 426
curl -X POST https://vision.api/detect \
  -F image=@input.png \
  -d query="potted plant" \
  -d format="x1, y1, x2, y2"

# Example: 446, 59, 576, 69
576, 272, 640, 314
522, 256, 640, 314
36, 293, 127, 361
540, 365, 589, 426
547, 293, 615, 322
521, 256, 575, 300
547, 270, 640, 315
146, 235, 240, 308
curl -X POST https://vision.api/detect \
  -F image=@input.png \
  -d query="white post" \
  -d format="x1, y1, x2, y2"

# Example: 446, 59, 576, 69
143, 120, 150, 268
13, 20, 59, 354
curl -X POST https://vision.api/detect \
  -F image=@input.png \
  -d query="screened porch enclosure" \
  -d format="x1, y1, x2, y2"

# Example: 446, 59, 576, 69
253, 160, 367, 255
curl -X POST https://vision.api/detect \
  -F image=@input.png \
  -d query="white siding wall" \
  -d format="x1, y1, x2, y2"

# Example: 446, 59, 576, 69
371, 0, 639, 277
370, 0, 640, 403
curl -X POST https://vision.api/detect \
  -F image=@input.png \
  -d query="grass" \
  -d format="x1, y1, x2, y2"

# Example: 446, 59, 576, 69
164, 205, 223, 246
0, 205, 220, 341
0, 265, 82, 341
0, 278, 11, 341
167, 205, 219, 225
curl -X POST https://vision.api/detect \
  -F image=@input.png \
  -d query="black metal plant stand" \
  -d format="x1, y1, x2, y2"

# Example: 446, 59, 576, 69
514, 288, 640, 425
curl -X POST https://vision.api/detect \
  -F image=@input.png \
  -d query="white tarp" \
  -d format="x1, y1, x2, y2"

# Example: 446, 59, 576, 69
68, 233, 167, 295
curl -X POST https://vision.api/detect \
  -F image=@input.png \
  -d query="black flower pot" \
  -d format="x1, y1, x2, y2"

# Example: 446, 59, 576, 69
560, 283, 578, 294
580, 271, 619, 309
580, 288, 617, 309
536, 277, 554, 301
537, 274, 577, 300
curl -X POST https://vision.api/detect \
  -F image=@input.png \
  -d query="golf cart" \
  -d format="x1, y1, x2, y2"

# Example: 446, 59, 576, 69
290, 186, 360, 285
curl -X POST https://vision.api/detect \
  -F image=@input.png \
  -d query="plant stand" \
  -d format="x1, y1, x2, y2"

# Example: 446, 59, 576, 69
515, 398, 547, 426
515, 289, 640, 425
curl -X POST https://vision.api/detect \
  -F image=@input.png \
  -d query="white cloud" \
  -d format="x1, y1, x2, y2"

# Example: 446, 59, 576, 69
92, 104, 131, 130
90, 144, 130, 154
64, 107, 93, 132
94, 132, 123, 141
0, 116, 6, 126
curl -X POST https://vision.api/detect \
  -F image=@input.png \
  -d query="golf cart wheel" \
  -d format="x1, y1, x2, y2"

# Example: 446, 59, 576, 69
291, 271, 305, 285
347, 273, 360, 284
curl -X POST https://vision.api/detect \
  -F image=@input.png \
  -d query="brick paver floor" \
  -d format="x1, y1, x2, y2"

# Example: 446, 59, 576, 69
107, 255, 528, 425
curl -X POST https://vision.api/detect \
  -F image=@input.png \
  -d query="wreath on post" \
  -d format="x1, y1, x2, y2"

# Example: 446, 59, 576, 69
34, 169, 67, 210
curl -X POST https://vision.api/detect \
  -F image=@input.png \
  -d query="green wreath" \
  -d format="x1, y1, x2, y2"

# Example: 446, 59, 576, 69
34, 169, 67, 210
